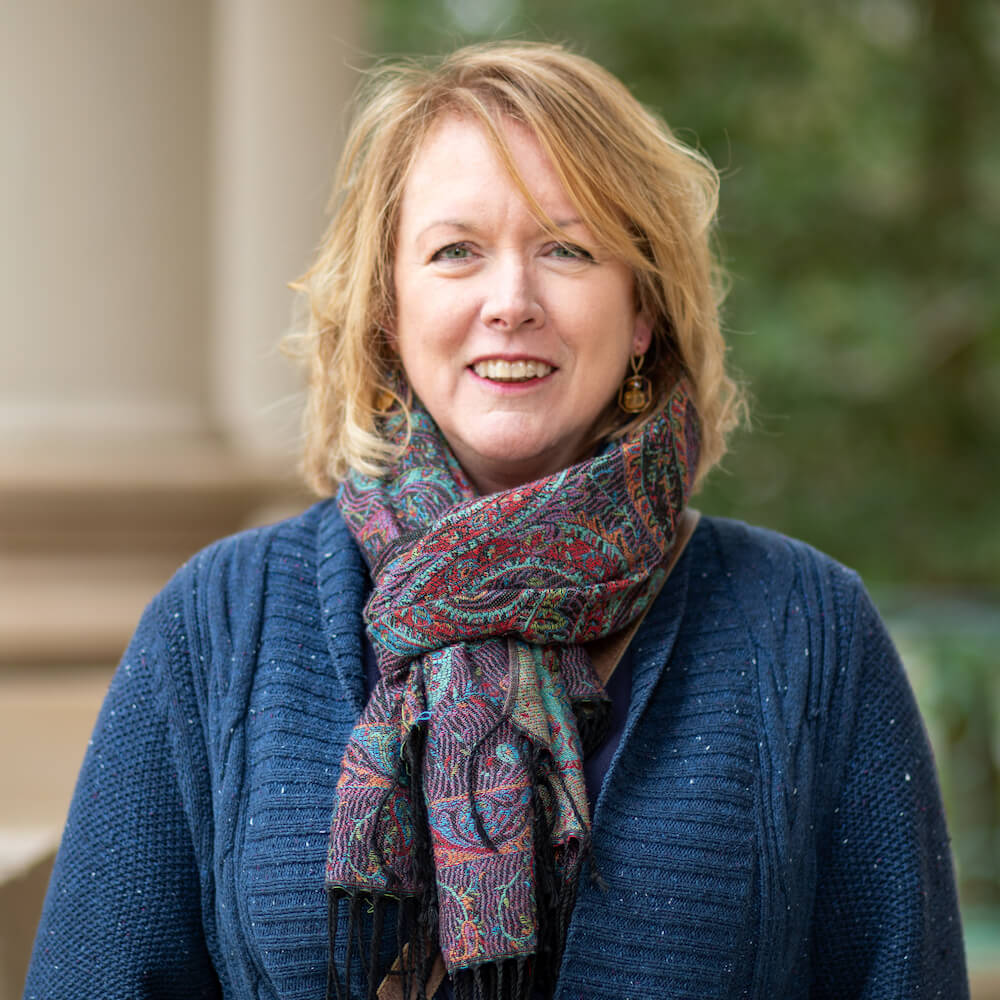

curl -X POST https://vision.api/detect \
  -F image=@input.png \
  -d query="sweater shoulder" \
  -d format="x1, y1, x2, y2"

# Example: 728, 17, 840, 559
694, 515, 866, 631
145, 499, 337, 707
153, 499, 335, 626
696, 515, 861, 590
164, 499, 330, 596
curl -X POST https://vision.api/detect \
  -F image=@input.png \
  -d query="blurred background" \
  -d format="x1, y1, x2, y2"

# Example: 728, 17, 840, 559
1, 0, 997, 995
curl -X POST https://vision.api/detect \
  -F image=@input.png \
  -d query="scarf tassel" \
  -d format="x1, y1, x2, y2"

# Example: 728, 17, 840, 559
451, 956, 530, 1000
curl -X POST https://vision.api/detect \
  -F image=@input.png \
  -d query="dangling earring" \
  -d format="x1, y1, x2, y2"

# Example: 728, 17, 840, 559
373, 385, 398, 414
618, 354, 651, 413
372, 367, 412, 415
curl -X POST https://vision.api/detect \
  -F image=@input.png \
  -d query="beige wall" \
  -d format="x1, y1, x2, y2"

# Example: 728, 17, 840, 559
0, 2, 361, 995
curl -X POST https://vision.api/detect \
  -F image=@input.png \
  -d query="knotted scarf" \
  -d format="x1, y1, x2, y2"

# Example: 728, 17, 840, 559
326, 378, 700, 1000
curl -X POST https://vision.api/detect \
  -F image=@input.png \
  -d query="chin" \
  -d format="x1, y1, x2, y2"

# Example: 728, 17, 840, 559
446, 413, 588, 490
468, 412, 556, 452
465, 427, 558, 465
461, 438, 574, 491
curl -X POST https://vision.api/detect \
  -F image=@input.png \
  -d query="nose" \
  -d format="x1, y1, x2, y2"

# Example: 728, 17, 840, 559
479, 256, 544, 331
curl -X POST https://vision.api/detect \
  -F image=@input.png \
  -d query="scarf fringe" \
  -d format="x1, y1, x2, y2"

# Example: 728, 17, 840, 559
452, 956, 531, 1000
326, 889, 427, 1000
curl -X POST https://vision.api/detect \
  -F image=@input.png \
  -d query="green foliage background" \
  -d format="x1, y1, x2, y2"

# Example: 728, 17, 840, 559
367, 0, 1000, 909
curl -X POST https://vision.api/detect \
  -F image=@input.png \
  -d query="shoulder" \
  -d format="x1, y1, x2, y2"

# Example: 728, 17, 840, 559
685, 517, 888, 826
694, 514, 860, 588
687, 516, 915, 792
154, 497, 359, 622
163, 497, 333, 597
691, 514, 867, 638
140, 498, 365, 697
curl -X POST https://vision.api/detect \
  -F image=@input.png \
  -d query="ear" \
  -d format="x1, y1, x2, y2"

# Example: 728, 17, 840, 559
632, 311, 653, 356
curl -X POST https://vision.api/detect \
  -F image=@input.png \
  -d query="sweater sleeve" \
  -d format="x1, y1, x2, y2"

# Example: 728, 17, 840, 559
24, 594, 221, 1000
809, 584, 968, 999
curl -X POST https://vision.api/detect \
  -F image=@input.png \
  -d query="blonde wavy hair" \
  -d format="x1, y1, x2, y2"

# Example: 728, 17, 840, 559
289, 40, 744, 495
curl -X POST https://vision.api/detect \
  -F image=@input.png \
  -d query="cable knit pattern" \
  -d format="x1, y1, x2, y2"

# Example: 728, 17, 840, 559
25, 503, 968, 999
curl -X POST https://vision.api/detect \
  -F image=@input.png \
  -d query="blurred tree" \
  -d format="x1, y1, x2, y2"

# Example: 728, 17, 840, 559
370, 0, 1000, 591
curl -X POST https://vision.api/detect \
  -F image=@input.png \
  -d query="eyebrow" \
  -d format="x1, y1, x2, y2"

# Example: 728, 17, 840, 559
415, 217, 586, 241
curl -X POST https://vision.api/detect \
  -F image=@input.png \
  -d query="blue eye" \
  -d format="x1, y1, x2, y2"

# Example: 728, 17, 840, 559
550, 243, 594, 261
433, 243, 473, 261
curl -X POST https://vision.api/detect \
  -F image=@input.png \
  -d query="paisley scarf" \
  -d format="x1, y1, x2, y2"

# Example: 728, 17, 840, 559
326, 378, 700, 1000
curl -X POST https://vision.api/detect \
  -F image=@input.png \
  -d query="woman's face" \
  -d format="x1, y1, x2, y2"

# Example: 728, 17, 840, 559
392, 113, 651, 494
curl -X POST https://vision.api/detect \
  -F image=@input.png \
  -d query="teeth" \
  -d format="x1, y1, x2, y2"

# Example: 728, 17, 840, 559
472, 359, 554, 381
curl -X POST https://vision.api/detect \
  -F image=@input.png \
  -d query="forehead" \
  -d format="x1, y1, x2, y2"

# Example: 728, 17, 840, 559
396, 112, 576, 232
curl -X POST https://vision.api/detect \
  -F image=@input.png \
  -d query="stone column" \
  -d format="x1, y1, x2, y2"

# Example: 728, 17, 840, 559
0, 0, 212, 447
210, 0, 362, 459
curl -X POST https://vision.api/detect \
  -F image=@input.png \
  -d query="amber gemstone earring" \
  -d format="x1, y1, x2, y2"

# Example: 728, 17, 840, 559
618, 354, 651, 413
373, 385, 398, 413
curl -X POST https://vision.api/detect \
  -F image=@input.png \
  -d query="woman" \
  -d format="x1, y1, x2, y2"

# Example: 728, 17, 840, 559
26, 42, 968, 1000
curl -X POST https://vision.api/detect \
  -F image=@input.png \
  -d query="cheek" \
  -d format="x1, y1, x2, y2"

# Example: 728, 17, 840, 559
564, 272, 637, 339
574, 302, 637, 367
399, 289, 472, 352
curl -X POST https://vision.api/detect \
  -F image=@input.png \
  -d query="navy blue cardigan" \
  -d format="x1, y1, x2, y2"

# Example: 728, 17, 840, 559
25, 503, 968, 998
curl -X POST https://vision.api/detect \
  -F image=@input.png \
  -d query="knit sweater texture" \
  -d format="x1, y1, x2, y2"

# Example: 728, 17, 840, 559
25, 502, 968, 999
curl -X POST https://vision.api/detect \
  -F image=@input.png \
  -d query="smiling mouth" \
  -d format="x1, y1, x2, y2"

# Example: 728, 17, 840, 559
471, 359, 554, 382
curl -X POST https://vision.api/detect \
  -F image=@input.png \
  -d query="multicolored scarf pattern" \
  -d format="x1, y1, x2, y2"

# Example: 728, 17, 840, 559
327, 378, 699, 997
